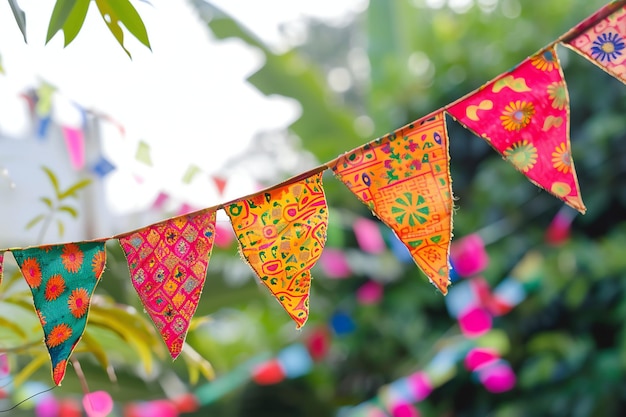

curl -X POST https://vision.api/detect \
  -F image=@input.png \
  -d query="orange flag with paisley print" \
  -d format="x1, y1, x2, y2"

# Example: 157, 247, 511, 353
225, 172, 328, 328
446, 46, 586, 214
330, 112, 453, 294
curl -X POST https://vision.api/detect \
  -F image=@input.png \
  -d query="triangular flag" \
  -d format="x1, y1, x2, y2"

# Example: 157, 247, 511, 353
330, 113, 453, 294
212, 176, 228, 196
563, 3, 626, 85
225, 172, 328, 328
135, 140, 153, 166
446, 46, 585, 213
0, 252, 4, 286
61, 126, 86, 170
182, 164, 201, 184
119, 209, 216, 358
92, 156, 116, 178
12, 242, 107, 385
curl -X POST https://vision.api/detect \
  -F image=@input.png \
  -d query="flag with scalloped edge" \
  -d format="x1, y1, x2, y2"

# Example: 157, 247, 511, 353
330, 112, 453, 294
12, 242, 107, 385
563, 2, 626, 85
225, 172, 328, 328
119, 209, 216, 359
446, 46, 585, 214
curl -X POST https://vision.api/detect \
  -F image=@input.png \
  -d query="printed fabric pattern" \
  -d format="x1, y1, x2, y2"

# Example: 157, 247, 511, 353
119, 210, 216, 359
565, 4, 626, 84
12, 242, 107, 385
446, 47, 585, 213
226, 173, 328, 328
331, 113, 453, 294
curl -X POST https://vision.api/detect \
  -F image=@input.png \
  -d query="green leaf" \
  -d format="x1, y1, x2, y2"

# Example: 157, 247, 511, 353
46, 0, 78, 44
62, 0, 91, 46
41, 166, 61, 199
182, 342, 215, 384
59, 178, 92, 200
58, 205, 78, 218
0, 316, 27, 339
95, 0, 151, 58
8, 0, 27, 43
25, 214, 46, 230
40, 197, 53, 209
88, 305, 160, 375
13, 353, 48, 387
80, 330, 110, 370
57, 219, 65, 237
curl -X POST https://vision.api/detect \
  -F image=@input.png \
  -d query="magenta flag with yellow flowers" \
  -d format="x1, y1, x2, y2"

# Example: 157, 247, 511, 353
119, 210, 216, 359
446, 47, 585, 214
330, 113, 453, 294
12, 242, 107, 385
225, 173, 328, 328
564, 3, 626, 84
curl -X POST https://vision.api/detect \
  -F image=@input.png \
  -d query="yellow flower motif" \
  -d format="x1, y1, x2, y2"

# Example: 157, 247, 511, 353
547, 82, 567, 110
500, 100, 535, 131
504, 140, 538, 172
530, 50, 558, 71
551, 143, 571, 174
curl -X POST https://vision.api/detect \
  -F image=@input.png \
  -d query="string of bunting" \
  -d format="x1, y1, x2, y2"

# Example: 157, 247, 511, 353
0, 1, 625, 386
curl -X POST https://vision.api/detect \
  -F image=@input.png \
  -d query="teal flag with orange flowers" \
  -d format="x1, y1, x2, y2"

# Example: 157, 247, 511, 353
12, 242, 106, 385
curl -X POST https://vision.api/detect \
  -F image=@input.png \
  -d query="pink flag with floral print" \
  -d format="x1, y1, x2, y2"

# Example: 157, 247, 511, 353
564, 3, 626, 84
119, 210, 216, 359
446, 47, 585, 213
0, 252, 3, 286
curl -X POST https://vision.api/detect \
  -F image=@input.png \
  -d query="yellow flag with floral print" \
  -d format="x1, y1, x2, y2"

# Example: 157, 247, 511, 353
225, 173, 328, 328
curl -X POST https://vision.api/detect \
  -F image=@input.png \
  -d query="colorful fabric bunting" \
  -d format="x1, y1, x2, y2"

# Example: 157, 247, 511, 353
225, 173, 328, 328
564, 3, 626, 84
447, 47, 585, 213
12, 242, 106, 385
119, 210, 216, 359
330, 113, 453, 294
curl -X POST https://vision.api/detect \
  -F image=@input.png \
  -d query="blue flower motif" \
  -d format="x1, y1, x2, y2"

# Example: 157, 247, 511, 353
591, 32, 625, 62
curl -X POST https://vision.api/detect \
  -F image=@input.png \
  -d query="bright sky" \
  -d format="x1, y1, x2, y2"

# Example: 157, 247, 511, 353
0, 0, 366, 217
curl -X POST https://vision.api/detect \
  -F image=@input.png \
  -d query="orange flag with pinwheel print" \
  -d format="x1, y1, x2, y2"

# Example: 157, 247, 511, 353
225, 172, 328, 328
564, 2, 626, 85
330, 113, 453, 294
446, 46, 586, 214
12, 242, 107, 385
119, 209, 216, 359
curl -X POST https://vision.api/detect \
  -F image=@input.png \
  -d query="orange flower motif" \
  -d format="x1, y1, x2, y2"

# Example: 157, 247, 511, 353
44, 274, 66, 301
21, 258, 42, 288
61, 244, 84, 273
530, 50, 558, 71
551, 143, 571, 174
91, 250, 106, 277
68, 288, 89, 318
500, 100, 535, 131
47, 323, 72, 348
53, 360, 67, 385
